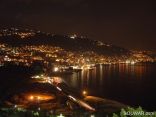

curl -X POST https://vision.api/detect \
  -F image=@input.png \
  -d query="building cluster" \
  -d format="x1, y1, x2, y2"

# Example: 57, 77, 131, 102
0, 28, 36, 38
131, 51, 155, 62
0, 43, 155, 72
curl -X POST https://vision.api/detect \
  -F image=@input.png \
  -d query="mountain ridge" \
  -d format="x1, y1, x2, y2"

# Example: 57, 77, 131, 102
0, 28, 130, 57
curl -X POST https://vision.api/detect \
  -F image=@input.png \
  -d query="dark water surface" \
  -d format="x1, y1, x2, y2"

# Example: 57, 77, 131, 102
62, 63, 156, 111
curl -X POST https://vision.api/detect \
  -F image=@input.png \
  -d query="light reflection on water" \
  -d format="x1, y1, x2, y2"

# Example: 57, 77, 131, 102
62, 63, 156, 111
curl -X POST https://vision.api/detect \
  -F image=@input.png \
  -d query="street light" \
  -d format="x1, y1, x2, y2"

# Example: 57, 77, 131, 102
57, 114, 64, 117
29, 96, 34, 100
82, 90, 87, 96
90, 115, 95, 117
37, 96, 41, 100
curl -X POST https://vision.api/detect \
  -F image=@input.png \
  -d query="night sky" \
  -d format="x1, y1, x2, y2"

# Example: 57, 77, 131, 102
0, 0, 155, 51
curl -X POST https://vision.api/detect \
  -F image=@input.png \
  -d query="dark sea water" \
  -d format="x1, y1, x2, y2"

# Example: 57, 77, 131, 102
62, 63, 156, 111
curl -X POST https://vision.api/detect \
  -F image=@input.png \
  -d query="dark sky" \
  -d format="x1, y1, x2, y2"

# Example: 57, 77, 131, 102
0, 0, 156, 51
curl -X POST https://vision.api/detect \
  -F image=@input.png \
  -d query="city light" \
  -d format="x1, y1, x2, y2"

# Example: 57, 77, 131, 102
37, 96, 41, 100
0, 1, 156, 115
29, 96, 34, 100
131, 61, 136, 65
70, 34, 77, 39
57, 114, 64, 117
126, 60, 131, 64
54, 67, 59, 72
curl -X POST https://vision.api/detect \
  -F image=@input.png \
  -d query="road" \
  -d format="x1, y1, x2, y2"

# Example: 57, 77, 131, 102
43, 77, 95, 111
